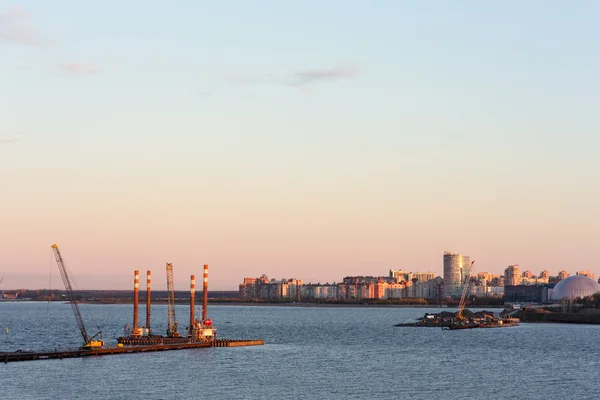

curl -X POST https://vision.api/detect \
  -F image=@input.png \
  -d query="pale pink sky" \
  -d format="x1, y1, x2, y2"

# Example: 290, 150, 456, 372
2, 2, 600, 290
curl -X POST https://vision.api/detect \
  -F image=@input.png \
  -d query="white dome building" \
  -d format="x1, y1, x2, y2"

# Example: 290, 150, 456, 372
550, 275, 600, 301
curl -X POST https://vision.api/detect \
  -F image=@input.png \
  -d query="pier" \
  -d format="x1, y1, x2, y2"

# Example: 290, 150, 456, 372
1, 339, 265, 363
1, 248, 265, 364
213, 339, 264, 347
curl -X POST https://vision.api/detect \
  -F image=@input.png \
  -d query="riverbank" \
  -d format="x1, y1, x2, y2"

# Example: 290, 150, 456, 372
81, 301, 505, 309
20, 298, 506, 308
514, 309, 600, 324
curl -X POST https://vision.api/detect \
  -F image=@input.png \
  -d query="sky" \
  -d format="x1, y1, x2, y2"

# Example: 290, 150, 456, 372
1, 1, 600, 290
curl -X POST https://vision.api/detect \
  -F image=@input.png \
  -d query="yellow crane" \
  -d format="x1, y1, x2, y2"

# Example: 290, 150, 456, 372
51, 244, 104, 349
456, 260, 475, 321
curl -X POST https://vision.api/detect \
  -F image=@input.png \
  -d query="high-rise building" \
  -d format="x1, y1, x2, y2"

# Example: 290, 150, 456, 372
477, 272, 494, 284
408, 271, 436, 283
239, 275, 302, 300
492, 275, 505, 287
443, 252, 470, 298
389, 269, 408, 283
539, 270, 550, 280
576, 270, 596, 281
522, 270, 535, 279
557, 270, 570, 281
504, 265, 521, 286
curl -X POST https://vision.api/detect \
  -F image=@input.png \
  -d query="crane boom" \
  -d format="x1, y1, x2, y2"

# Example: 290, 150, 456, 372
51, 244, 103, 348
166, 263, 180, 337
456, 260, 475, 320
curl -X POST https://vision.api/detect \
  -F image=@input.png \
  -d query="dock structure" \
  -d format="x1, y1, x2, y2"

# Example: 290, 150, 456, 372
1, 339, 266, 363
117, 264, 219, 346
1, 253, 265, 364
213, 339, 264, 347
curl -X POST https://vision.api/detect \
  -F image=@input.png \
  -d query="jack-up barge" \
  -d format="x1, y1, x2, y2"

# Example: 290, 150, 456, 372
1, 245, 263, 363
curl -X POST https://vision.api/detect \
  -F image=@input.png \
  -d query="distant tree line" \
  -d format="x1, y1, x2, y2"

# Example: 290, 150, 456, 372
10, 289, 239, 302
11, 289, 506, 307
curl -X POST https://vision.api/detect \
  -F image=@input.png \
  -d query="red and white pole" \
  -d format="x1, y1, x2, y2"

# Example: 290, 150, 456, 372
190, 275, 196, 332
146, 271, 151, 330
202, 264, 208, 321
133, 270, 139, 336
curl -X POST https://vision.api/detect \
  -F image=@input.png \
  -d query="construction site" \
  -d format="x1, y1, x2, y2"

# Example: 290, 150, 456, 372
1, 244, 263, 363
395, 260, 520, 329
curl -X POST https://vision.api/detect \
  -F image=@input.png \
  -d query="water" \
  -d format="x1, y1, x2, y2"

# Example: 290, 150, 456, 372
1, 302, 599, 400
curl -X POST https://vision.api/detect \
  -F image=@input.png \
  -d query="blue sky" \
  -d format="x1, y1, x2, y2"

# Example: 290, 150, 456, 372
1, 1, 600, 289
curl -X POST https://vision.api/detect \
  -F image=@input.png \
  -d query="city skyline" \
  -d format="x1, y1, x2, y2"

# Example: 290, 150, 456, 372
244, 265, 595, 285
237, 265, 595, 302
2, 2, 600, 290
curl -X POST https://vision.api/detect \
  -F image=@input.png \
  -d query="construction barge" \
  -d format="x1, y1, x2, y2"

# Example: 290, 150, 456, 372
394, 310, 520, 330
395, 262, 519, 330
1, 245, 263, 363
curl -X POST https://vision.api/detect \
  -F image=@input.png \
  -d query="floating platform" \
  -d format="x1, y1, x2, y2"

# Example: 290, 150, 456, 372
2, 257, 265, 364
394, 310, 520, 330
1, 339, 264, 363
117, 335, 213, 346
443, 320, 520, 330
443, 323, 480, 330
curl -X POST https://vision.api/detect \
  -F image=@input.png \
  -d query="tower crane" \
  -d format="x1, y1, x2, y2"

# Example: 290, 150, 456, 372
166, 263, 180, 337
456, 260, 475, 321
51, 244, 104, 349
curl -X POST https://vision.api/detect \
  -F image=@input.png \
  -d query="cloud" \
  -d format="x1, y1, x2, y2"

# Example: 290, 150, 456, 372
225, 73, 287, 85
196, 88, 215, 97
294, 67, 359, 85
0, 132, 30, 144
0, 137, 18, 144
225, 66, 359, 88
60, 63, 100, 76
0, 7, 43, 46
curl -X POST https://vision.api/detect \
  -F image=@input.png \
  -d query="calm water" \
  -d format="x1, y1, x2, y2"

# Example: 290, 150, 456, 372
1, 302, 599, 399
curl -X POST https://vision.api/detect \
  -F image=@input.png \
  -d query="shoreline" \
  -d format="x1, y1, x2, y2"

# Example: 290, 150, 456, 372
83, 301, 505, 309
4, 300, 505, 309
